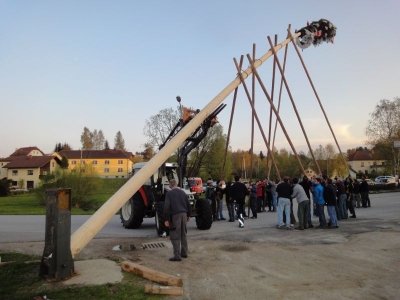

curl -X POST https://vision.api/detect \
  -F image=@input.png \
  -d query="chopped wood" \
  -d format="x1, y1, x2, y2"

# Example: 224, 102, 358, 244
144, 284, 184, 296
121, 260, 183, 287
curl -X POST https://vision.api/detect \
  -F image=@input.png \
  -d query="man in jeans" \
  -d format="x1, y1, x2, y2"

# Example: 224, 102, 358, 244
313, 177, 327, 228
276, 176, 293, 229
164, 179, 191, 261
291, 177, 310, 230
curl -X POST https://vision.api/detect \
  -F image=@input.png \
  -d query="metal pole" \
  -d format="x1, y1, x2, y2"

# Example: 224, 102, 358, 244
288, 30, 349, 175
267, 36, 322, 175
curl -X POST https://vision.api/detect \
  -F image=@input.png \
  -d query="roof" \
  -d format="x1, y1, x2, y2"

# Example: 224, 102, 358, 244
347, 148, 374, 161
59, 149, 132, 160
9, 146, 44, 157
3, 156, 56, 169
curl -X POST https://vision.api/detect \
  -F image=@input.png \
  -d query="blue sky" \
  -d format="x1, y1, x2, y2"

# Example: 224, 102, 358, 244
1, 0, 399, 157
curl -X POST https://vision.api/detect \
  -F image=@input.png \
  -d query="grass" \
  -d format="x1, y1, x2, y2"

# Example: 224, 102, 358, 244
0, 178, 127, 215
0, 252, 162, 300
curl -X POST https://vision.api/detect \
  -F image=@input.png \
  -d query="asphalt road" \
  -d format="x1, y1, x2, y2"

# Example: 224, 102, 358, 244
0, 191, 399, 244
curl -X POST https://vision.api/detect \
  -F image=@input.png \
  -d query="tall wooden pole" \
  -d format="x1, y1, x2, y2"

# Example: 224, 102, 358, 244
70, 33, 300, 257
288, 30, 349, 175
250, 44, 256, 180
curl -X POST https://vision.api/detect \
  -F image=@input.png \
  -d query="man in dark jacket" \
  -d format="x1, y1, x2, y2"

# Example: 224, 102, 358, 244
359, 176, 370, 208
276, 176, 293, 229
324, 178, 338, 228
164, 179, 191, 261
229, 175, 248, 228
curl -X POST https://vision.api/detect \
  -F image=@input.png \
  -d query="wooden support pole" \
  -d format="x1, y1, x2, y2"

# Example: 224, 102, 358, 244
70, 32, 300, 257
288, 30, 349, 175
121, 261, 183, 287
267, 36, 322, 175
247, 54, 306, 176
250, 44, 256, 180
233, 58, 281, 180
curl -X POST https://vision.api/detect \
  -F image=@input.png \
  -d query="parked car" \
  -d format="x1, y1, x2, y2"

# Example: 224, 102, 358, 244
365, 179, 375, 186
374, 176, 396, 184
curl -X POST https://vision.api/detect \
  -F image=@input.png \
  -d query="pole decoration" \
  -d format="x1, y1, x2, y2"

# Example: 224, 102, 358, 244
295, 19, 337, 49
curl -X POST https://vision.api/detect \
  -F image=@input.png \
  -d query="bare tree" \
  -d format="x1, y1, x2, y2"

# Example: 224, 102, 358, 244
366, 98, 400, 175
80, 127, 94, 150
143, 107, 179, 149
92, 130, 105, 150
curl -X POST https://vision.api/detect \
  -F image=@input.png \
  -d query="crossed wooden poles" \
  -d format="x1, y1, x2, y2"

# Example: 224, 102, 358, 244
70, 26, 348, 257
222, 26, 348, 181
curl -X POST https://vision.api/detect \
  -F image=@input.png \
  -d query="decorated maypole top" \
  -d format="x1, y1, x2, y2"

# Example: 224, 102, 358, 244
295, 19, 337, 49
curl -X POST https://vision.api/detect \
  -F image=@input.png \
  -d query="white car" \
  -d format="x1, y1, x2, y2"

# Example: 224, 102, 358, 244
374, 176, 396, 184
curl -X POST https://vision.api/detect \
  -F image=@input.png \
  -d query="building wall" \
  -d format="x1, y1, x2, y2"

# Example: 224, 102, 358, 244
7, 167, 40, 189
0, 161, 8, 179
67, 158, 133, 178
348, 160, 385, 174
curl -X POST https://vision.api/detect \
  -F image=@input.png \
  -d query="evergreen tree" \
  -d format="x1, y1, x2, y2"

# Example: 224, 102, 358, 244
114, 131, 126, 151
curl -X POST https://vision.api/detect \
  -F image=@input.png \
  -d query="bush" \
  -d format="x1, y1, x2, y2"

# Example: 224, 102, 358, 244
0, 178, 11, 196
36, 168, 100, 210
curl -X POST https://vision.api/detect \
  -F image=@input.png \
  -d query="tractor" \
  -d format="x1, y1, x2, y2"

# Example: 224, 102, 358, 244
119, 99, 226, 236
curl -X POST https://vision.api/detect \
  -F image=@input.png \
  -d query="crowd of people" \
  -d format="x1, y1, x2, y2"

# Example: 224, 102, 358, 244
204, 174, 372, 230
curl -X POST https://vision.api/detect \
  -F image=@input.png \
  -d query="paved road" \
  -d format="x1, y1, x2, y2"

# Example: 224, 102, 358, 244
0, 191, 399, 244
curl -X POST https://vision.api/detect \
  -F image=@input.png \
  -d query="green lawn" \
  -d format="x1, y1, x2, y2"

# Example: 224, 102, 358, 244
0, 178, 127, 215
0, 252, 162, 300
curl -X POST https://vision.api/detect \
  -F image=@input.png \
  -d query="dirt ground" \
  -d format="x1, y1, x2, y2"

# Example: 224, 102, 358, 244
2, 215, 399, 300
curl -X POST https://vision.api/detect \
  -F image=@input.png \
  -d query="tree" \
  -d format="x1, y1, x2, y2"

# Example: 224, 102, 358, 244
366, 98, 400, 175
54, 142, 72, 152
143, 107, 180, 149
142, 143, 155, 160
92, 130, 105, 150
104, 140, 110, 150
114, 131, 126, 151
81, 127, 94, 150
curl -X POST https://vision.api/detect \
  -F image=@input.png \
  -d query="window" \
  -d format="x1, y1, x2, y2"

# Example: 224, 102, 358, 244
12, 170, 18, 176
118, 160, 123, 164
71, 160, 76, 165
27, 170, 34, 175
105, 160, 110, 165
52, 162, 55, 167
118, 168, 123, 172
92, 160, 98, 165
361, 162, 365, 167
104, 168, 110, 173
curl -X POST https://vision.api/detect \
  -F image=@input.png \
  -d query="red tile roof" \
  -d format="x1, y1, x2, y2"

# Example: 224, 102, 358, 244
9, 146, 44, 157
4, 156, 55, 169
59, 150, 132, 159
348, 149, 373, 161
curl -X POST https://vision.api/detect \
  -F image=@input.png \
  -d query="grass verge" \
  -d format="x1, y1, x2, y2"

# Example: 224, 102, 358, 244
0, 252, 162, 300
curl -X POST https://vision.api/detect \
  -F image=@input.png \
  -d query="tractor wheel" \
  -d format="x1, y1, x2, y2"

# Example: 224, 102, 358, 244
155, 202, 169, 236
120, 192, 145, 229
195, 198, 213, 230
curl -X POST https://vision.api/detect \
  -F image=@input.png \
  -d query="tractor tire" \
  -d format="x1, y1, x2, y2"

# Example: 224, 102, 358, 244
195, 198, 213, 230
120, 192, 145, 229
155, 202, 169, 236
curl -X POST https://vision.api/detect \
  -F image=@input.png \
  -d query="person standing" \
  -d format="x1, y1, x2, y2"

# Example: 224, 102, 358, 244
300, 175, 314, 228
249, 182, 258, 219
359, 176, 370, 208
291, 177, 310, 230
352, 179, 362, 208
336, 179, 348, 219
163, 179, 191, 262
225, 181, 235, 222
313, 177, 327, 228
216, 180, 227, 220
205, 179, 217, 221
276, 176, 293, 229
229, 175, 248, 228
324, 178, 338, 228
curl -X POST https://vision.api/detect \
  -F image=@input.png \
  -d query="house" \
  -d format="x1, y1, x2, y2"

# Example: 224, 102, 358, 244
0, 146, 61, 189
58, 149, 134, 178
347, 148, 386, 176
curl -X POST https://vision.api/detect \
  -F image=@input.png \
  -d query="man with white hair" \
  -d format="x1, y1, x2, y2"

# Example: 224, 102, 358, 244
163, 179, 191, 261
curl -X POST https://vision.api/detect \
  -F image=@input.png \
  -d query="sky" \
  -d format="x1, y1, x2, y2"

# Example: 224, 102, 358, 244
1, 0, 399, 157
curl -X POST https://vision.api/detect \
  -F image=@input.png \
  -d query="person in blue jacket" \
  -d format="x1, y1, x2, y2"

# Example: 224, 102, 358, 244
313, 177, 327, 228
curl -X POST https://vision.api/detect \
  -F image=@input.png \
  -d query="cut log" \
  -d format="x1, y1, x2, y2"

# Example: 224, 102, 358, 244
144, 284, 184, 296
121, 260, 183, 287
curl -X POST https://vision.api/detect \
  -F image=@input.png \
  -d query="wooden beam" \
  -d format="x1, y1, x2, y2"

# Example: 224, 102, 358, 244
121, 260, 183, 287
144, 284, 184, 296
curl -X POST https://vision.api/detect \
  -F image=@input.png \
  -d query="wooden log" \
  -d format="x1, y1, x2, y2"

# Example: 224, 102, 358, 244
121, 260, 183, 287
144, 284, 184, 296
